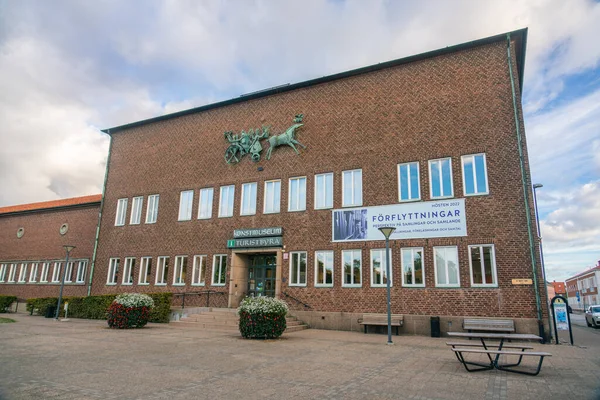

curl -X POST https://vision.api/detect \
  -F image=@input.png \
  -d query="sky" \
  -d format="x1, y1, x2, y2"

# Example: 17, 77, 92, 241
0, 0, 599, 282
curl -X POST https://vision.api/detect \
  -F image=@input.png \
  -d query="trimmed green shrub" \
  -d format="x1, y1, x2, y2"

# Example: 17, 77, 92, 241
0, 296, 17, 313
107, 293, 154, 329
238, 297, 288, 339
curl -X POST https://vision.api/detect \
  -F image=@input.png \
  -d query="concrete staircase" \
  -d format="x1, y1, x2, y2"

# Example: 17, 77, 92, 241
173, 307, 309, 333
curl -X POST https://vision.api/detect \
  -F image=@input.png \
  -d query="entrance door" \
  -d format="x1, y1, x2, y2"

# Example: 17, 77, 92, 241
247, 254, 276, 297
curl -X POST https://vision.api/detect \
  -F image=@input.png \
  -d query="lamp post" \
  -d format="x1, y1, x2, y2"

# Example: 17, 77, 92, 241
532, 183, 551, 343
55, 245, 76, 320
378, 226, 396, 345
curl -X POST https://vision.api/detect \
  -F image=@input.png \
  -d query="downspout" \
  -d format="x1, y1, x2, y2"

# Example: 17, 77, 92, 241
506, 33, 544, 338
88, 133, 113, 296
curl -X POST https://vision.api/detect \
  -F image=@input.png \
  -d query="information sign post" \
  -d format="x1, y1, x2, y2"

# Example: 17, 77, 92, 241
550, 295, 573, 345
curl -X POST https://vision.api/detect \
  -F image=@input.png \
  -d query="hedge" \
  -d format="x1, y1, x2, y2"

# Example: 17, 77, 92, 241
0, 296, 17, 313
26, 293, 173, 323
238, 297, 288, 339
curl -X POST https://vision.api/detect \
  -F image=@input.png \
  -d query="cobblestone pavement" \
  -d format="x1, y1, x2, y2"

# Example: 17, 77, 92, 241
0, 314, 599, 399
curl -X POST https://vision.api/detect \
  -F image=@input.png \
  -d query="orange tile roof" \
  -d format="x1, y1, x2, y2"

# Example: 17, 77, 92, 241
0, 194, 102, 215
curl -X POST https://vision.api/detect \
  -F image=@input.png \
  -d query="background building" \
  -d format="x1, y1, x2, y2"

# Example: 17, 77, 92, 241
566, 262, 600, 311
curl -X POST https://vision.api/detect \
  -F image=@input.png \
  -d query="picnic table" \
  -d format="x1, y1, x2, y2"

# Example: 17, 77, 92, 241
447, 332, 551, 376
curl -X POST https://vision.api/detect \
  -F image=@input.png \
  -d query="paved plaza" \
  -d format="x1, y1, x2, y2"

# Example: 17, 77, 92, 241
1, 313, 599, 400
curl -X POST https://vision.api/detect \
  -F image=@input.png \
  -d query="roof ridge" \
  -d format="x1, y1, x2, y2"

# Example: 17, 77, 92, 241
0, 194, 102, 215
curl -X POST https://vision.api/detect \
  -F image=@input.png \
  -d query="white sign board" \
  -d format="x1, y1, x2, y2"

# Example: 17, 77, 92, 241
554, 303, 569, 331
332, 199, 467, 242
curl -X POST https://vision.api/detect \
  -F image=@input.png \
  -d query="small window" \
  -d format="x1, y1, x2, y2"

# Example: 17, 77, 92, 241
288, 177, 307, 212
342, 250, 362, 287
219, 185, 235, 217
173, 256, 188, 285
146, 194, 160, 224
107, 258, 119, 285
289, 252, 307, 286
314, 172, 334, 209
429, 158, 453, 199
115, 198, 128, 226
212, 255, 227, 286
155, 256, 169, 285
198, 188, 214, 219
28, 263, 38, 283
122, 257, 135, 285
264, 180, 281, 214
8, 263, 17, 283
130, 196, 143, 224
178, 190, 194, 221
192, 255, 206, 286
398, 162, 420, 202
240, 183, 257, 216
64, 261, 75, 283
370, 249, 393, 287
139, 257, 152, 285
315, 251, 334, 287
401, 248, 425, 287
51, 262, 62, 283
76, 261, 87, 283
434, 246, 460, 287
40, 262, 50, 283
17, 263, 27, 283
342, 169, 362, 207
462, 154, 489, 196
469, 245, 497, 287
0, 263, 6, 282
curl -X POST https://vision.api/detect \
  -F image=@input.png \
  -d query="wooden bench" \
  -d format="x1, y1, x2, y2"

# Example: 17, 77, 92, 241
463, 318, 515, 333
446, 342, 533, 351
451, 348, 552, 376
359, 313, 404, 335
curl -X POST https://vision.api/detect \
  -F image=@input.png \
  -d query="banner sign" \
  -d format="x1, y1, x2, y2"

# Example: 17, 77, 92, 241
227, 236, 283, 249
553, 302, 569, 331
233, 227, 283, 238
332, 199, 467, 242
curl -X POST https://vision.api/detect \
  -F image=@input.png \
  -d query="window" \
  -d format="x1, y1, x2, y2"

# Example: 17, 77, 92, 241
51, 262, 62, 283
342, 169, 362, 207
155, 256, 169, 285
29, 263, 38, 283
198, 188, 214, 219
469, 245, 497, 287
173, 256, 188, 285
342, 250, 362, 287
18, 263, 28, 283
370, 249, 393, 287
429, 158, 453, 199
192, 255, 206, 286
263, 180, 281, 214
212, 255, 227, 286
398, 162, 420, 201
401, 248, 425, 287
76, 261, 87, 283
40, 262, 49, 283
107, 258, 119, 284
434, 246, 460, 287
315, 251, 334, 287
64, 261, 75, 283
289, 252, 307, 286
0, 263, 6, 282
315, 172, 334, 209
146, 194, 159, 223
240, 183, 257, 216
178, 190, 194, 221
288, 177, 307, 212
115, 198, 128, 226
122, 257, 135, 285
130, 196, 143, 224
139, 257, 152, 285
219, 185, 235, 217
462, 154, 489, 196
7, 264, 17, 282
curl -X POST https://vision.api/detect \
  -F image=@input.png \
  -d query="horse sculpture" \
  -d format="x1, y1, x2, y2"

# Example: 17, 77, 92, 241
265, 114, 306, 160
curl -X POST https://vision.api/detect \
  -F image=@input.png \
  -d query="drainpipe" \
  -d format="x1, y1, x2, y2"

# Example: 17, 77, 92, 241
88, 133, 113, 296
506, 33, 544, 341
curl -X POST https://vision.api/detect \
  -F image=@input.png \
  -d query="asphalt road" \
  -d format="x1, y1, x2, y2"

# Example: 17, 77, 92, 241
552, 312, 600, 348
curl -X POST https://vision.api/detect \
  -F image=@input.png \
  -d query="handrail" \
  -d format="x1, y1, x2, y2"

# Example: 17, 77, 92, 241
173, 290, 225, 309
282, 291, 312, 309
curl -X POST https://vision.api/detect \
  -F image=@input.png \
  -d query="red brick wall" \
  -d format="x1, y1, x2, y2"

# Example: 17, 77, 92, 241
93, 39, 547, 320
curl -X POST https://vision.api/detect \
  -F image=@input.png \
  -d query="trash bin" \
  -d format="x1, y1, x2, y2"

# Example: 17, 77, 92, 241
430, 316, 440, 337
45, 305, 57, 318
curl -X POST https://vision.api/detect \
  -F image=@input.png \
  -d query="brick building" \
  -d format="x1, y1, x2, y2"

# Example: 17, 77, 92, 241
0, 195, 101, 300
566, 262, 600, 311
91, 28, 548, 336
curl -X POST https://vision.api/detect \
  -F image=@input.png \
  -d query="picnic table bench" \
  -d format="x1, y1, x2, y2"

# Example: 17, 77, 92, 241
463, 318, 515, 333
359, 313, 404, 335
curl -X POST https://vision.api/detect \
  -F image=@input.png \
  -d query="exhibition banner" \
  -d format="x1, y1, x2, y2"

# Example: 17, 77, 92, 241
332, 199, 467, 242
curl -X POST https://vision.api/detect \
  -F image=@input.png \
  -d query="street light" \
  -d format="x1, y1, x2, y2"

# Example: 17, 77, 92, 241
55, 245, 76, 320
532, 183, 551, 343
378, 226, 396, 345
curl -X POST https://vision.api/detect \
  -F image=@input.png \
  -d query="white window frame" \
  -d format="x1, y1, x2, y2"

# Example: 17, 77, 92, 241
397, 162, 421, 202
288, 177, 307, 212
240, 182, 257, 216
115, 198, 128, 226
218, 185, 235, 218
314, 250, 334, 288
401, 247, 425, 287
8, 263, 17, 283
342, 169, 363, 207
289, 251, 307, 287
122, 257, 135, 285
173, 255, 187, 286
155, 256, 169, 285
212, 255, 227, 286
468, 244, 498, 287
461, 154, 489, 196
107, 258, 119, 285
314, 172, 334, 210
40, 262, 49, 283
0, 263, 7, 282
198, 188, 214, 219
145, 194, 159, 224
263, 180, 281, 214
341, 249, 362, 288
191, 255, 206, 286
130, 196, 143, 224
64, 261, 75, 283
138, 257, 152, 285
17, 263, 28, 283
51, 262, 62, 283
428, 158, 454, 199
433, 246, 460, 288
178, 190, 194, 221
370, 249, 393, 288
76, 261, 87, 283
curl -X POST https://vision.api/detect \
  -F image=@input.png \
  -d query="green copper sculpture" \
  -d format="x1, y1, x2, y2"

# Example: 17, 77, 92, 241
265, 114, 305, 160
